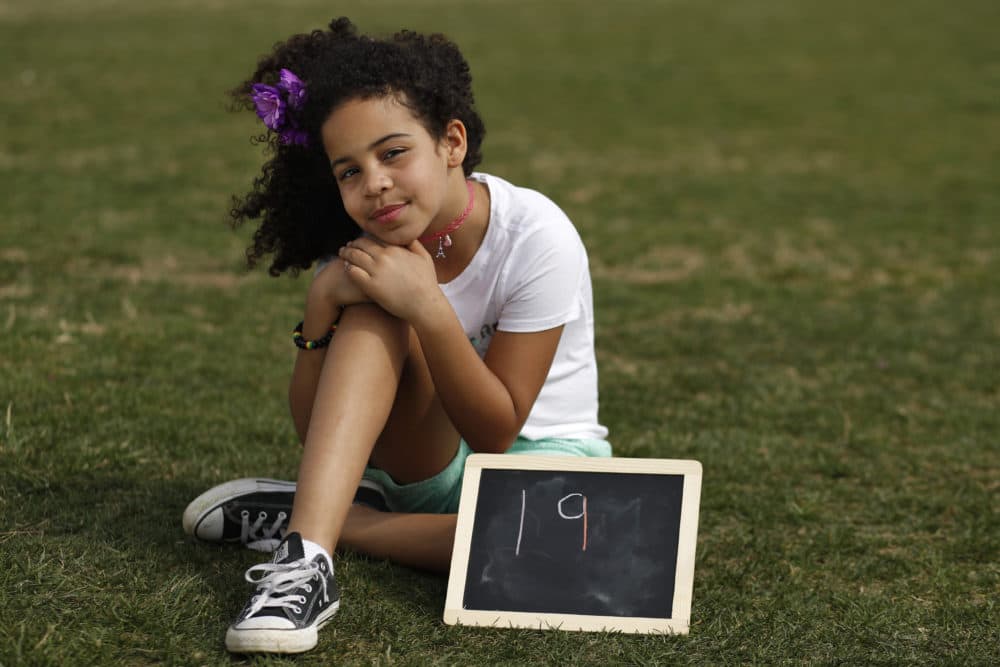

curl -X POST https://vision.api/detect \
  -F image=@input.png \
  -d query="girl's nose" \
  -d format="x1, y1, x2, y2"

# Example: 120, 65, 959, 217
363, 169, 391, 196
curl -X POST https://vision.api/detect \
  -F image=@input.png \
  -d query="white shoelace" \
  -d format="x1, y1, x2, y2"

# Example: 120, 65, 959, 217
243, 558, 329, 618
239, 509, 287, 545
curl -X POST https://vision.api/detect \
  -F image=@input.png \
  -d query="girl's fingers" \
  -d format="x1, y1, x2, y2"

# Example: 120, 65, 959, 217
408, 239, 431, 258
339, 245, 376, 272
346, 237, 384, 254
343, 260, 373, 291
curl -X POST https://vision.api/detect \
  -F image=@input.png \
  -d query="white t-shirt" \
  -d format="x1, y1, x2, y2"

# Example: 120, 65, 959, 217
442, 173, 607, 441
318, 172, 608, 442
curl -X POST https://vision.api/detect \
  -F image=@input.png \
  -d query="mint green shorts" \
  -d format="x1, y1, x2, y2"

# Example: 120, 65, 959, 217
361, 436, 612, 514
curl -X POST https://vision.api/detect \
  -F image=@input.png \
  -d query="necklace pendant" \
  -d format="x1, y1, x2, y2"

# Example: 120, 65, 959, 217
422, 180, 474, 261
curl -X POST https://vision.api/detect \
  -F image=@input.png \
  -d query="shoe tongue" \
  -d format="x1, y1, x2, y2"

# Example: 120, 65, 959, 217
272, 532, 305, 564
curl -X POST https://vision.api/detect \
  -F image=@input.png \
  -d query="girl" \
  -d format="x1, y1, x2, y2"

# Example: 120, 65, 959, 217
183, 17, 610, 654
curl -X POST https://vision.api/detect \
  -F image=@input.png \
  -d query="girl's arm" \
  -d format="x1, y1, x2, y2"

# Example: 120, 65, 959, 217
414, 298, 562, 453
288, 258, 369, 442
341, 239, 564, 453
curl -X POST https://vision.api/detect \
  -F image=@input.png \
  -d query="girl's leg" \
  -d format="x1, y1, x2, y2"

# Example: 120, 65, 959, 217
366, 316, 462, 485
339, 506, 457, 573
285, 303, 461, 558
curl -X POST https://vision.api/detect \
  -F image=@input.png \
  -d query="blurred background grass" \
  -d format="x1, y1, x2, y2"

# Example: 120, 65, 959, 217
1, 0, 997, 664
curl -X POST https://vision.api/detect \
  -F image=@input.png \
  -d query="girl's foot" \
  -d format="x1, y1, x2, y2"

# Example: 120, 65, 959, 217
226, 532, 339, 654
183, 478, 389, 551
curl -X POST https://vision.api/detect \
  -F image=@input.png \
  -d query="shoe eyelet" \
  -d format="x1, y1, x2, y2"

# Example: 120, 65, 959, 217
292, 606, 301, 614
241, 510, 249, 518
304, 584, 312, 592
258, 511, 267, 519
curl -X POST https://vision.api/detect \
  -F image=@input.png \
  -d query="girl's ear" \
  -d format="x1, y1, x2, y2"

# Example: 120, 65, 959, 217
442, 119, 468, 168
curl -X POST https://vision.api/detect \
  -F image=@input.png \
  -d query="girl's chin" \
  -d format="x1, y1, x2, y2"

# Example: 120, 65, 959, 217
363, 219, 433, 246
366, 226, 420, 246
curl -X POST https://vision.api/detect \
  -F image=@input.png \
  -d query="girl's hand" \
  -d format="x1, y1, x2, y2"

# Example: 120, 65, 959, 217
306, 257, 369, 325
339, 237, 441, 322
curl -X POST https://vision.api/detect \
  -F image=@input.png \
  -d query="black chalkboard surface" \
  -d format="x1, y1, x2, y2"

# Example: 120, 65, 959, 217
445, 455, 702, 634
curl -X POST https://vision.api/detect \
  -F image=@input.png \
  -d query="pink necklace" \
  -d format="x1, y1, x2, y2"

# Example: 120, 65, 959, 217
419, 180, 475, 259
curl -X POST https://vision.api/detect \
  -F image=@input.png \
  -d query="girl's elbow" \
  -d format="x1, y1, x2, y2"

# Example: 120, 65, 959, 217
466, 422, 521, 454
480, 438, 515, 455
466, 439, 512, 455
461, 403, 524, 453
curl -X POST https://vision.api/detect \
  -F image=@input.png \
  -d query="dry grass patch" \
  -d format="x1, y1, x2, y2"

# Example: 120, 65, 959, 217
54, 145, 140, 172
0, 248, 29, 263
596, 350, 641, 377
66, 254, 260, 290
592, 244, 705, 284
54, 317, 107, 344
689, 302, 755, 324
0, 284, 32, 299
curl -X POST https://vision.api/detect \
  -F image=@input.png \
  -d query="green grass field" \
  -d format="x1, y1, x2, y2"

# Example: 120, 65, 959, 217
1, 0, 997, 664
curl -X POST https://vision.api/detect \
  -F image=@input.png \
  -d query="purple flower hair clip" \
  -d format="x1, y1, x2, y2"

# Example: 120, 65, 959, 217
279, 69, 307, 110
250, 68, 309, 146
250, 84, 286, 130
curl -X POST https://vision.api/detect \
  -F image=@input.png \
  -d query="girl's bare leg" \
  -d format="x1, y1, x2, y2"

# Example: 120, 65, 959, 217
285, 303, 462, 561
339, 506, 457, 573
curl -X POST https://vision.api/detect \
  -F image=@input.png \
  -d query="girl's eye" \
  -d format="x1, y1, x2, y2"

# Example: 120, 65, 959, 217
384, 147, 406, 161
338, 167, 359, 182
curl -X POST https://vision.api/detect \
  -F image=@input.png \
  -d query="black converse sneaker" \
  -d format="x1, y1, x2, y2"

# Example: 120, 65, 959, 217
183, 478, 295, 552
226, 532, 340, 654
183, 477, 389, 552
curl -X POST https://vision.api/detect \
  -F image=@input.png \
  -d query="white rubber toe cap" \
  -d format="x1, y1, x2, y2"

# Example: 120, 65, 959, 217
183, 506, 224, 540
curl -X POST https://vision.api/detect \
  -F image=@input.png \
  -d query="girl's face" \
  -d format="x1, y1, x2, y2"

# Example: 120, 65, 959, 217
321, 95, 466, 245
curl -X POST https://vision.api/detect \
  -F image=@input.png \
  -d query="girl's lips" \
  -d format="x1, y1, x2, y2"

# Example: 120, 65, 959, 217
370, 203, 407, 224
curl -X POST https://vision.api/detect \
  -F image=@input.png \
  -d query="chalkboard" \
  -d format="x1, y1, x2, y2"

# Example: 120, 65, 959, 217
444, 455, 702, 634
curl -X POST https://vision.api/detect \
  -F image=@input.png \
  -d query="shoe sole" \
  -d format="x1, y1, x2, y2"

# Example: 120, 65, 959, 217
182, 478, 296, 541
225, 600, 340, 654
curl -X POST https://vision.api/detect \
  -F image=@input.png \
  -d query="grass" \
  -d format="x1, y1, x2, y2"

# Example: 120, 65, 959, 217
1, 0, 997, 664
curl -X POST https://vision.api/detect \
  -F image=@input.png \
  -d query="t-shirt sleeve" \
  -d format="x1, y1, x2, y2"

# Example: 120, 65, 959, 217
314, 255, 334, 275
497, 222, 586, 333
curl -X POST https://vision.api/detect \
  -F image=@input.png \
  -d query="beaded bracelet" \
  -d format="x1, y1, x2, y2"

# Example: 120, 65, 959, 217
292, 320, 336, 350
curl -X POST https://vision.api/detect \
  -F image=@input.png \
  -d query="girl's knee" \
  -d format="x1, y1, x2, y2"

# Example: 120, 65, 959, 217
340, 302, 396, 323
328, 304, 413, 370
338, 303, 409, 341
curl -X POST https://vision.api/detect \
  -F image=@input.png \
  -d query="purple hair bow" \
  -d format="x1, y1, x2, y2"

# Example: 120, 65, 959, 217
250, 68, 308, 146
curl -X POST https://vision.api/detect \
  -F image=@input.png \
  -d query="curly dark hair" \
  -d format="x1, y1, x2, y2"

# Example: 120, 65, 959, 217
229, 17, 486, 276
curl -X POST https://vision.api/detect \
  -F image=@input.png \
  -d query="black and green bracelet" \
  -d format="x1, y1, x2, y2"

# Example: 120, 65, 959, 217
292, 320, 336, 350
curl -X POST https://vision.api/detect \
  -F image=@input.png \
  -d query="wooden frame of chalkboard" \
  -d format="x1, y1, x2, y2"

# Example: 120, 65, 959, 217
444, 454, 702, 634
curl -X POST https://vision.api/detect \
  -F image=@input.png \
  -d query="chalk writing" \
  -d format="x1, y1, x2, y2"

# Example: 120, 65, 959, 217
515, 490, 589, 555
558, 493, 589, 551
515, 489, 526, 556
